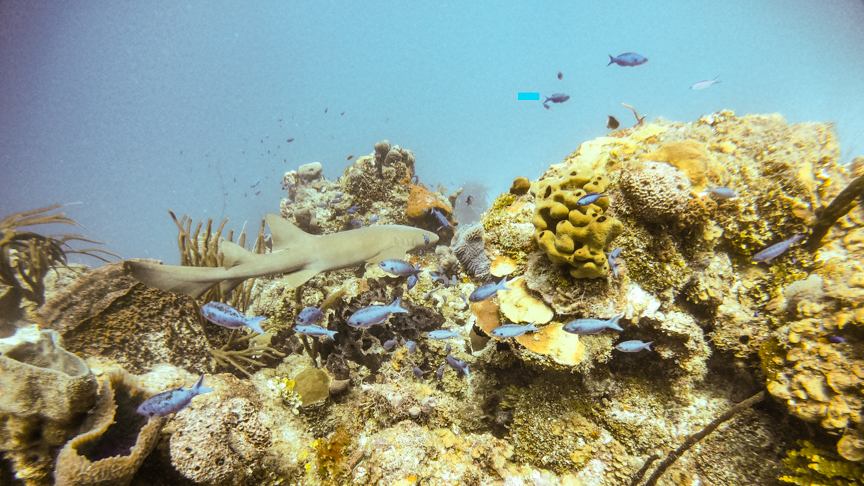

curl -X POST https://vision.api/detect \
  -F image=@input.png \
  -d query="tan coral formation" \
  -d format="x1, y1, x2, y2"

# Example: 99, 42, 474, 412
54, 369, 166, 486
532, 167, 623, 278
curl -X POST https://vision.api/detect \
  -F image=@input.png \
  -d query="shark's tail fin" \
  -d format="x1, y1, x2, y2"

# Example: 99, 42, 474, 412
124, 260, 227, 299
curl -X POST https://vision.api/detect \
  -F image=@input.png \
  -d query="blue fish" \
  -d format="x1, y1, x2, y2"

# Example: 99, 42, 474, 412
751, 234, 805, 263
350, 218, 365, 229
577, 193, 604, 205
296, 306, 325, 325
607, 248, 623, 278
251, 177, 262, 188
543, 93, 570, 110
427, 329, 460, 340
379, 259, 423, 277
829, 336, 846, 344
383, 338, 398, 350
348, 297, 408, 328
615, 340, 653, 353
607, 53, 648, 67
407, 274, 418, 290
429, 208, 450, 229
490, 323, 538, 339
347, 205, 360, 214
413, 366, 424, 378
293, 324, 337, 340
317, 203, 327, 208
369, 216, 380, 224
200, 302, 267, 334
562, 314, 624, 335
469, 277, 511, 302
699, 186, 737, 199
445, 354, 470, 377
137, 375, 214, 417
406, 340, 417, 354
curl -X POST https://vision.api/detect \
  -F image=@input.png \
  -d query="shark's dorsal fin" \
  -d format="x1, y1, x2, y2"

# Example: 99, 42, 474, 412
266, 214, 312, 251
221, 240, 255, 270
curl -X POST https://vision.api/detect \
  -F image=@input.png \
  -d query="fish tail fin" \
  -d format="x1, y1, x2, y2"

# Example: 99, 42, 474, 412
246, 316, 267, 334
609, 314, 624, 331
327, 330, 338, 340
124, 260, 222, 299
499, 276, 511, 292
607, 55, 615, 66
645, 341, 653, 351
193, 375, 215, 395
391, 296, 408, 313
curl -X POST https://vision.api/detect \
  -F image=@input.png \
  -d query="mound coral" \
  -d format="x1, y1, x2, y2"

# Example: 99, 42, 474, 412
619, 161, 692, 227
453, 223, 492, 281
643, 140, 712, 189
532, 167, 623, 278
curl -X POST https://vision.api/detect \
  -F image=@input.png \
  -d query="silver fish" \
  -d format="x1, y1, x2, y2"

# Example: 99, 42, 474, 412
615, 340, 653, 352
490, 323, 539, 338
562, 314, 623, 335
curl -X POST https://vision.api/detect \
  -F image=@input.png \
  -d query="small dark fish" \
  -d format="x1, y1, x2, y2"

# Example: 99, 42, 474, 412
829, 336, 846, 344
466, 195, 474, 206
296, 306, 326, 325
255, 191, 261, 195
607, 53, 648, 67
751, 234, 805, 263
436, 363, 446, 379
347, 297, 407, 328
445, 354, 470, 377
615, 340, 653, 353
413, 366, 423, 378
347, 155, 354, 161
369, 216, 380, 223
423, 234, 430, 245
563, 315, 624, 335
347, 205, 360, 214
379, 259, 423, 277
251, 177, 262, 188
383, 338, 398, 350
607, 116, 620, 129
324, 108, 328, 113
287, 138, 294, 142
444, 343, 451, 354
293, 324, 337, 340
316, 203, 326, 207
340, 111, 344, 115
411, 175, 419, 185
543, 93, 569, 109
557, 71, 563, 80
576, 193, 603, 205
406, 341, 417, 354
137, 375, 214, 417
428, 329, 459, 340
350, 218, 364, 228
469, 277, 511, 302
201, 302, 267, 334
407, 274, 418, 290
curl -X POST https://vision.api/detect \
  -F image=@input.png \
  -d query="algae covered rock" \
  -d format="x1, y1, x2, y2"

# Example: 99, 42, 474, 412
532, 167, 622, 278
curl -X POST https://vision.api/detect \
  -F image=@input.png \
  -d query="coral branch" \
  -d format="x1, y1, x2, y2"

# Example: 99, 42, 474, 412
622, 103, 647, 127
803, 172, 864, 252
637, 391, 766, 486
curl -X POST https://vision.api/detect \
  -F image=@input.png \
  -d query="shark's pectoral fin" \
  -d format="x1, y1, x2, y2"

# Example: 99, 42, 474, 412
366, 245, 410, 264
219, 277, 248, 295
280, 268, 322, 289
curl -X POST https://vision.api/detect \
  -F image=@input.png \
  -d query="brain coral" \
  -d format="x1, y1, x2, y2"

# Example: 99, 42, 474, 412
619, 161, 692, 226
532, 167, 622, 278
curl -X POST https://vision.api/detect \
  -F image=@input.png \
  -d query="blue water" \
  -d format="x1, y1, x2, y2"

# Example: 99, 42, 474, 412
2, 1, 863, 266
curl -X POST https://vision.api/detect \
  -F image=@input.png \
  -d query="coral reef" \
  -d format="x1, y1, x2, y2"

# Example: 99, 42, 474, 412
452, 223, 492, 281
533, 167, 623, 278
780, 440, 864, 485
0, 330, 98, 484
54, 369, 166, 486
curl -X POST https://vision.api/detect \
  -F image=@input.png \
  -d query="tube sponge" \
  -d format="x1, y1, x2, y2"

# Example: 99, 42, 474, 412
532, 168, 622, 278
